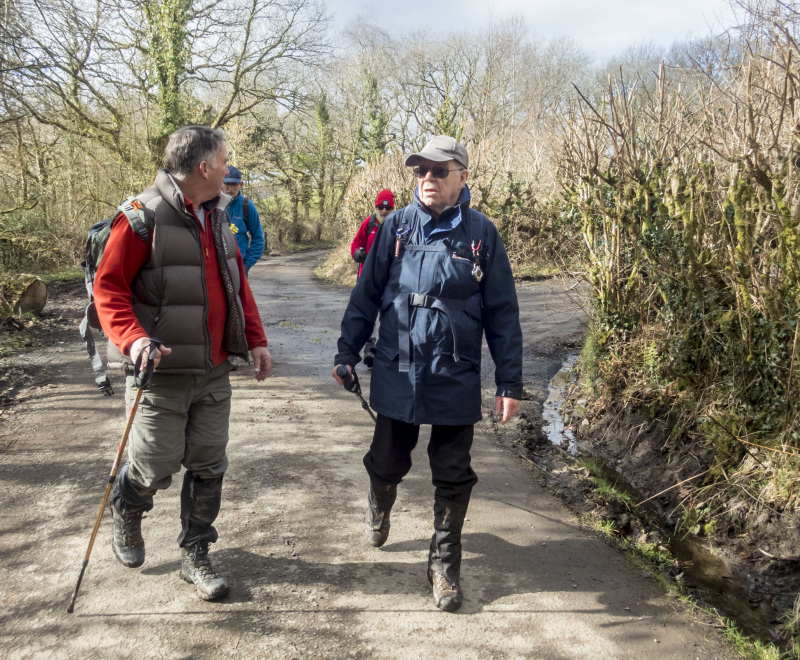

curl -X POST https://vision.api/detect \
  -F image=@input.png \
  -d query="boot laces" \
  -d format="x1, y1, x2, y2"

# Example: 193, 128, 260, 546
117, 511, 144, 546
189, 544, 219, 581
432, 570, 458, 593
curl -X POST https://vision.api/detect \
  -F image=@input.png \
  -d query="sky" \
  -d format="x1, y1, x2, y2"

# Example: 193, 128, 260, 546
324, 0, 738, 60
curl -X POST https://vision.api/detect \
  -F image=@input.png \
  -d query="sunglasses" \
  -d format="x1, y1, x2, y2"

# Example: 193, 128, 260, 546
413, 165, 464, 179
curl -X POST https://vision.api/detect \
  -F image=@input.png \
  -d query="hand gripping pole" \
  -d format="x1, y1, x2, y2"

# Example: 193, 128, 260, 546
336, 364, 377, 423
66, 339, 162, 614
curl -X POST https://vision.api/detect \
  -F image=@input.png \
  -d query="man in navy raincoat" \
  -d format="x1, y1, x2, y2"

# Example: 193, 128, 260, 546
332, 135, 523, 612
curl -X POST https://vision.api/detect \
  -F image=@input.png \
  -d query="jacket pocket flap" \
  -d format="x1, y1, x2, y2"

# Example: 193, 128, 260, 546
209, 383, 232, 402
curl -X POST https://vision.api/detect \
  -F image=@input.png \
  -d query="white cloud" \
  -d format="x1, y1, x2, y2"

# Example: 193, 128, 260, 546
325, 0, 735, 59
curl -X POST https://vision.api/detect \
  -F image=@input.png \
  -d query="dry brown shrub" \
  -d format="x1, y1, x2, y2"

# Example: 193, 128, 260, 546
338, 155, 415, 240
314, 243, 357, 288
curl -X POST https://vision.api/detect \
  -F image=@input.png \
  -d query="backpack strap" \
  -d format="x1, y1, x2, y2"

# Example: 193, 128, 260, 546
81, 197, 151, 396
80, 307, 113, 395
467, 207, 488, 268
117, 196, 152, 243
242, 196, 249, 228
366, 213, 378, 236
394, 205, 416, 249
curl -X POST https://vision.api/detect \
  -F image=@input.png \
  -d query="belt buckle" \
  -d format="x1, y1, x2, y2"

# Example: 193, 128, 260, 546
410, 293, 428, 307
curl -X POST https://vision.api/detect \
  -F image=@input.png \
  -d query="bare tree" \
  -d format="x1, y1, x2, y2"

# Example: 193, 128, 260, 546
0, 0, 331, 164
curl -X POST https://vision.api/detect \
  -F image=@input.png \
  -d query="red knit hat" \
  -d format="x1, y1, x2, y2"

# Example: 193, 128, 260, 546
375, 189, 395, 209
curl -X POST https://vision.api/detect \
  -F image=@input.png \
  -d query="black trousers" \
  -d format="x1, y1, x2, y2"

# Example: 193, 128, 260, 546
363, 414, 478, 505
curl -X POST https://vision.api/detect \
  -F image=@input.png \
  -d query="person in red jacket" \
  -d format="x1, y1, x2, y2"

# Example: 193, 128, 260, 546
351, 189, 394, 367
351, 189, 394, 278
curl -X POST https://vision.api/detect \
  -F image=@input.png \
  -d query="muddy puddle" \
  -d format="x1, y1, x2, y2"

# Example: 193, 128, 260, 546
542, 353, 579, 455
669, 535, 778, 641
542, 356, 782, 644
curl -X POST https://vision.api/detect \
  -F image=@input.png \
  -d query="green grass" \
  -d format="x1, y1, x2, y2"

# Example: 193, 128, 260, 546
720, 620, 782, 660
581, 459, 636, 508
38, 268, 83, 283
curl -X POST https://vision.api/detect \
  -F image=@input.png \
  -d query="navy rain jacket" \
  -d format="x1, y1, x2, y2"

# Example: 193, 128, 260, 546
335, 186, 523, 426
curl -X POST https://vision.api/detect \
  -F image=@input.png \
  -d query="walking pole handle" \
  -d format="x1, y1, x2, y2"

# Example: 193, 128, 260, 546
336, 364, 358, 393
134, 338, 163, 389
336, 365, 375, 423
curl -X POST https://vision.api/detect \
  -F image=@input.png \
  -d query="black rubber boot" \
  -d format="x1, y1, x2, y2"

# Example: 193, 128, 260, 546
364, 482, 397, 547
180, 542, 230, 600
427, 498, 469, 612
111, 506, 145, 568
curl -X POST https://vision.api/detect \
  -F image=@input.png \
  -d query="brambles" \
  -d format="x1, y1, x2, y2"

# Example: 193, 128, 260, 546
563, 7, 800, 525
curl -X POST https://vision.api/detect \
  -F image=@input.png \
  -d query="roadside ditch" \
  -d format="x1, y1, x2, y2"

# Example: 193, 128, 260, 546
517, 354, 800, 654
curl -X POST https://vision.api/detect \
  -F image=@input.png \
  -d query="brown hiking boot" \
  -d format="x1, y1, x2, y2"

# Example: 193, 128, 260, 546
111, 506, 145, 568
180, 543, 230, 601
428, 565, 463, 612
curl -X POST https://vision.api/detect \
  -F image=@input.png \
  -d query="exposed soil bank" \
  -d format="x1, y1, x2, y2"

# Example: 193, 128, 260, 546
521, 361, 800, 647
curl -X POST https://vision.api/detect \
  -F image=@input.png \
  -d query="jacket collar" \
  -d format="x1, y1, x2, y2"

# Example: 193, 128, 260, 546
413, 185, 472, 242
155, 169, 230, 217
413, 184, 471, 221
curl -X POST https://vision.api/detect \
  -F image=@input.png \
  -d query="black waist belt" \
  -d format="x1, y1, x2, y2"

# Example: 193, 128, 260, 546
395, 293, 467, 373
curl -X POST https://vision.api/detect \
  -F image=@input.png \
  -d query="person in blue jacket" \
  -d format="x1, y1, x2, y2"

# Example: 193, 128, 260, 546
332, 135, 523, 613
222, 166, 264, 276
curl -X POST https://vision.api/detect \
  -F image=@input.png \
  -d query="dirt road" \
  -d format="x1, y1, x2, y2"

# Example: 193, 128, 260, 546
0, 251, 726, 659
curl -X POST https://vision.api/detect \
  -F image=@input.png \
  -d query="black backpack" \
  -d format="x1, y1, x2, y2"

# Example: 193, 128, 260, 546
79, 197, 152, 395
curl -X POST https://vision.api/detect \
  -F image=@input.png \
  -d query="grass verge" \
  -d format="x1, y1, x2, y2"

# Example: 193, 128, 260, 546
576, 477, 791, 660
314, 244, 357, 288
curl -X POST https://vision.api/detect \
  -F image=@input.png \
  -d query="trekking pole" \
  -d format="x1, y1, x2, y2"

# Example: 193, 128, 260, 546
336, 364, 377, 423
67, 338, 162, 614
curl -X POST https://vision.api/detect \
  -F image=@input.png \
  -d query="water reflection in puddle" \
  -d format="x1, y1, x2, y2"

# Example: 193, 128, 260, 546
542, 353, 579, 455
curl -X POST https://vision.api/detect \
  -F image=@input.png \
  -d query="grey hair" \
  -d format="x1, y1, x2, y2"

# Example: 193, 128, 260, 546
165, 126, 226, 176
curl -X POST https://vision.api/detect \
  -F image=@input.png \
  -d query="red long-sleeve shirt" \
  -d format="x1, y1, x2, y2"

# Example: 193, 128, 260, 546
94, 197, 267, 366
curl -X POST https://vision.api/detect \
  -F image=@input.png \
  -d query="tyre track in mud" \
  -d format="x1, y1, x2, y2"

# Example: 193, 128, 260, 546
0, 251, 727, 658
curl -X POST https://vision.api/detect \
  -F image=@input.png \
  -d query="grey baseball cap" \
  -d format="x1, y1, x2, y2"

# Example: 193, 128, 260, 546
405, 135, 469, 169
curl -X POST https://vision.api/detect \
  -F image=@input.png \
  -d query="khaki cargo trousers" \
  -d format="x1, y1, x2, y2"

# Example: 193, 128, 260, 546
124, 361, 234, 490
112, 361, 235, 547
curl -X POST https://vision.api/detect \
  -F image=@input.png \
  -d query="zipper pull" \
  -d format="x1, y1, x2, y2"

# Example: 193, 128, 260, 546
395, 228, 409, 258
471, 240, 484, 282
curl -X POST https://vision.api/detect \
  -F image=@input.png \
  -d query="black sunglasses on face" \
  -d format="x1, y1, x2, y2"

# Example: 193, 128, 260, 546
413, 165, 463, 179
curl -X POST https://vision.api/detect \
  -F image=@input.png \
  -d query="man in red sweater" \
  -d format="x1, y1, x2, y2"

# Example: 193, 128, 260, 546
351, 189, 394, 367
93, 125, 271, 602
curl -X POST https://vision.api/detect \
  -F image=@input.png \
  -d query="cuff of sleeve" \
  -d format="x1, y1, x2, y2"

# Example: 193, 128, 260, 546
248, 340, 268, 350
121, 332, 149, 357
496, 386, 523, 400
334, 352, 360, 367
